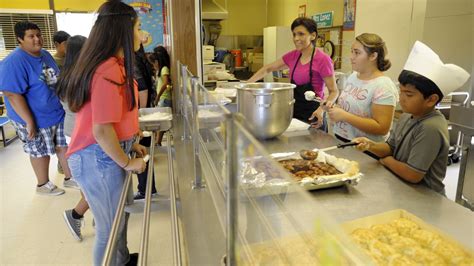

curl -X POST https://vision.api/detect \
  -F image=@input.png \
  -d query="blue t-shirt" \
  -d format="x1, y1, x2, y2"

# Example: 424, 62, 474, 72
0, 48, 64, 128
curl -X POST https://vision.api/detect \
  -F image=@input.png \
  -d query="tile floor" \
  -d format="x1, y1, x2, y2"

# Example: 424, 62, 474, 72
0, 123, 173, 265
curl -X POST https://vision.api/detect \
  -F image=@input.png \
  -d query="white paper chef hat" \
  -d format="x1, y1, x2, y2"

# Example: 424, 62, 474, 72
403, 41, 470, 95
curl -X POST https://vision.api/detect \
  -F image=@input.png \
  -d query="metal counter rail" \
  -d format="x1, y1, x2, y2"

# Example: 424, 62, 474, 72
180, 64, 194, 141
191, 77, 205, 189
102, 152, 136, 266
224, 115, 237, 265
166, 130, 182, 266
138, 133, 155, 266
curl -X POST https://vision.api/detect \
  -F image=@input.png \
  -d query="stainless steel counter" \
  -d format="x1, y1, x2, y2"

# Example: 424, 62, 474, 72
172, 116, 474, 265
261, 128, 474, 249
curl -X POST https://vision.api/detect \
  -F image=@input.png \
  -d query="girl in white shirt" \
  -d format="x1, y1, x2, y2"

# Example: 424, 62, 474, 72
328, 33, 398, 143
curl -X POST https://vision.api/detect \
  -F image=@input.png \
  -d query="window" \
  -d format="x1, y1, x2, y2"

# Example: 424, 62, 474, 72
55, 12, 96, 37
0, 10, 57, 60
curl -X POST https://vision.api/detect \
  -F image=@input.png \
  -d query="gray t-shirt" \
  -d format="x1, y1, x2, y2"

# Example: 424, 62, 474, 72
386, 110, 449, 194
61, 101, 75, 137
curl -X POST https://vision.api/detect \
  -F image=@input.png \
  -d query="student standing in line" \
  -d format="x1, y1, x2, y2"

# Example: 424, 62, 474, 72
353, 41, 470, 195
53, 30, 70, 175
151, 45, 171, 108
58, 1, 147, 264
0, 21, 77, 196
53, 30, 70, 70
133, 43, 157, 200
149, 46, 171, 146
56, 35, 90, 241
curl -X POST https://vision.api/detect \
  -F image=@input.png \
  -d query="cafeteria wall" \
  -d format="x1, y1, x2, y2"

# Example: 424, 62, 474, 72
0, 0, 49, 10
0, 0, 105, 11
356, 0, 472, 85
422, 0, 473, 91
355, 0, 428, 81
218, 0, 267, 36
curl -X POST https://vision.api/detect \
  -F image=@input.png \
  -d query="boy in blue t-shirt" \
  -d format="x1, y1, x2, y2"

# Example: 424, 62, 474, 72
352, 41, 470, 194
0, 21, 78, 195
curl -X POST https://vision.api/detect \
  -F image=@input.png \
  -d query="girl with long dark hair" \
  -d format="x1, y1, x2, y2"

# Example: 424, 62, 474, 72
149, 46, 171, 146
55, 35, 91, 242
135, 43, 155, 108
57, 1, 147, 264
133, 43, 157, 200
150, 45, 171, 107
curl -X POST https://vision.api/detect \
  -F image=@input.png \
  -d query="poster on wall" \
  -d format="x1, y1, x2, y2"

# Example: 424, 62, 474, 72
343, 0, 356, 31
298, 5, 306, 18
124, 0, 164, 52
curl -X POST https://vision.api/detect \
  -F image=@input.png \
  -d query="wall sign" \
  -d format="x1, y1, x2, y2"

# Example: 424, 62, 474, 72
312, 12, 333, 28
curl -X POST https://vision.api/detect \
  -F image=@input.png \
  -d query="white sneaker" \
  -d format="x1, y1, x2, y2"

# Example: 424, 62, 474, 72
36, 181, 65, 196
63, 178, 80, 189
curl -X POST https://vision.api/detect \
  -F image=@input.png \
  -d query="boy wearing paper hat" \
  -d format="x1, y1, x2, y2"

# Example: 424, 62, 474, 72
353, 41, 470, 194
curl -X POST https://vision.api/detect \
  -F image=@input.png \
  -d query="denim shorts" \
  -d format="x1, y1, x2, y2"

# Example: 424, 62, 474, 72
11, 120, 67, 157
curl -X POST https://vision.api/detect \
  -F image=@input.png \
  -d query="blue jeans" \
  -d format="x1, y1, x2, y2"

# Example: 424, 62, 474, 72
68, 140, 133, 266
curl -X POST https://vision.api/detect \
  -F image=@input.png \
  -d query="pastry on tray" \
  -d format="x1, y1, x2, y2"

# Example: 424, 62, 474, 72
348, 218, 473, 265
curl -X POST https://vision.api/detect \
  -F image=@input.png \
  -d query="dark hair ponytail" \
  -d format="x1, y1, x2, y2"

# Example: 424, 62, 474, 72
151, 46, 171, 77
378, 57, 391, 72
356, 33, 391, 72
56, 35, 87, 100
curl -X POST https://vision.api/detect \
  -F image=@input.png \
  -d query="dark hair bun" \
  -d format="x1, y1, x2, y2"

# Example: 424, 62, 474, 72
380, 58, 391, 71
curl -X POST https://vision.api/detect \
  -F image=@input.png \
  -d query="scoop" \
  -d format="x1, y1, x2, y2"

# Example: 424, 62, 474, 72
318, 142, 358, 152
304, 91, 321, 102
299, 150, 319, 160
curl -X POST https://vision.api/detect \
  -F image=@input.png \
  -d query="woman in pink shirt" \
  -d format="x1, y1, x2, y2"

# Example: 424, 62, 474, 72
248, 17, 339, 124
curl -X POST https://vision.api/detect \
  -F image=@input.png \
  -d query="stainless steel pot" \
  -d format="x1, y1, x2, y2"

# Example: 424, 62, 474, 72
237, 82, 296, 139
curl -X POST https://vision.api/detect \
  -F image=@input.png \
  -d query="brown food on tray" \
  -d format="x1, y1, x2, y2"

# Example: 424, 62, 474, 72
279, 159, 341, 181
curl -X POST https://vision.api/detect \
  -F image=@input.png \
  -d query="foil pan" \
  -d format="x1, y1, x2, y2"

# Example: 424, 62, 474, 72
240, 150, 362, 191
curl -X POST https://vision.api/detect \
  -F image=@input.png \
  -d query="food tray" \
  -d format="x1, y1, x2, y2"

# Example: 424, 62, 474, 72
238, 234, 354, 265
207, 91, 232, 105
138, 107, 172, 131
341, 209, 473, 265
240, 149, 361, 192
198, 104, 226, 128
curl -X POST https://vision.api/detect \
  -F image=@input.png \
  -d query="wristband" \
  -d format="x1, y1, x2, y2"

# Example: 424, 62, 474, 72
122, 158, 130, 169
